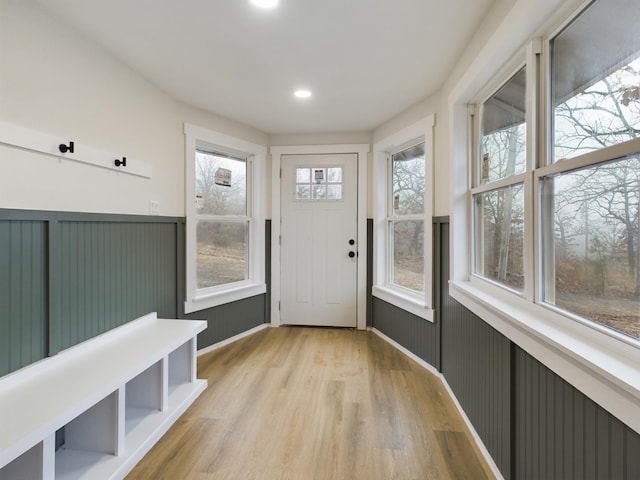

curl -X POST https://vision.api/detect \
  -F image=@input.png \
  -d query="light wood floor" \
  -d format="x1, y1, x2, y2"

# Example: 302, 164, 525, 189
126, 327, 495, 480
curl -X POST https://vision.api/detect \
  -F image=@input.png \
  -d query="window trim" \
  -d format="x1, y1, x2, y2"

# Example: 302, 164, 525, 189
449, 0, 640, 435
373, 115, 435, 321
184, 123, 266, 313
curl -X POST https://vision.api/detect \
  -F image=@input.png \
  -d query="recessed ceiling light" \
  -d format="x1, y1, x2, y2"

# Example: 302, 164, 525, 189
251, 0, 279, 8
294, 89, 312, 99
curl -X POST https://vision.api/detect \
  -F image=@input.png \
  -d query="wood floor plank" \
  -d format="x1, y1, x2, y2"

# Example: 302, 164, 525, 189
434, 430, 492, 480
126, 327, 495, 480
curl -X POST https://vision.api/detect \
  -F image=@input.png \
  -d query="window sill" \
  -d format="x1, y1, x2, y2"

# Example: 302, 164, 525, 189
450, 279, 640, 435
372, 285, 434, 322
184, 282, 266, 314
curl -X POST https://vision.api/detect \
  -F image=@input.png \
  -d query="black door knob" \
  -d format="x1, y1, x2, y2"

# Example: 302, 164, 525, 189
348, 251, 356, 258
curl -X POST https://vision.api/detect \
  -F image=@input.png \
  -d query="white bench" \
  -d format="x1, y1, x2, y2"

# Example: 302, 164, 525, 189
0, 312, 207, 480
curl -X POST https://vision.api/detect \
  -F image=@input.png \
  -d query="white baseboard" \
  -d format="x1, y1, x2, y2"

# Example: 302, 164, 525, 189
370, 327, 504, 480
197, 323, 269, 356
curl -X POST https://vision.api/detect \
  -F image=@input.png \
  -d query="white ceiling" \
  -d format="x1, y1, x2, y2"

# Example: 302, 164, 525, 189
37, 0, 495, 135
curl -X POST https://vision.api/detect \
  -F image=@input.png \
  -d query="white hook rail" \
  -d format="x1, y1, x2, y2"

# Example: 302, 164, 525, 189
0, 121, 152, 179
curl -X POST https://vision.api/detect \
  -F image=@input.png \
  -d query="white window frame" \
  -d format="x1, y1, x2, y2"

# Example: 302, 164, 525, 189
184, 123, 266, 313
373, 115, 435, 321
471, 62, 531, 299
449, 0, 640, 435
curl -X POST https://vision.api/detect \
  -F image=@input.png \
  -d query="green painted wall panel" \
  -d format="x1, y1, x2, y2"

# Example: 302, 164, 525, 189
372, 217, 512, 476
183, 294, 266, 350
440, 275, 512, 478
371, 219, 443, 368
371, 297, 438, 366
0, 219, 48, 376
52, 221, 178, 353
1, 210, 181, 373
1, 210, 273, 374
514, 347, 640, 479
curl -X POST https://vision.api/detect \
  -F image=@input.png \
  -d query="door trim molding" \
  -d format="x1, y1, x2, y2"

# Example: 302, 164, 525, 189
270, 144, 370, 330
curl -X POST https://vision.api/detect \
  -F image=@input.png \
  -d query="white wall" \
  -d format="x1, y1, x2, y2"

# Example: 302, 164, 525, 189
0, 1, 267, 217
372, 95, 442, 214
370, 0, 522, 218
0, 0, 567, 221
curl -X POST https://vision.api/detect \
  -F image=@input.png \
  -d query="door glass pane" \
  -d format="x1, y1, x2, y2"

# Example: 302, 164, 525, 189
196, 151, 246, 215
327, 167, 342, 183
391, 220, 424, 292
296, 184, 311, 200
296, 166, 343, 201
196, 220, 248, 288
480, 68, 527, 183
327, 185, 342, 200
551, 0, 640, 161
541, 154, 640, 340
473, 184, 524, 291
392, 143, 425, 215
296, 168, 311, 183
312, 185, 326, 200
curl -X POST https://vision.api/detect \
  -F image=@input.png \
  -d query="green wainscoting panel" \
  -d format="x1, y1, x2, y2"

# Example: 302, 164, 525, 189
366, 219, 373, 327
370, 218, 443, 371
427, 217, 639, 479
0, 219, 48, 376
1, 210, 181, 374
514, 347, 640, 480
183, 294, 266, 350
51, 220, 178, 353
440, 273, 513, 478
371, 297, 438, 367
1, 209, 273, 375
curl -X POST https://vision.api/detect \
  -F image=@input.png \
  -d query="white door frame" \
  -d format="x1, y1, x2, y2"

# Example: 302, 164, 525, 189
271, 144, 369, 330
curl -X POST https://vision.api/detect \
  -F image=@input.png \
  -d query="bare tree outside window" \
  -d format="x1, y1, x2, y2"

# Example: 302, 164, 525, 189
545, 0, 640, 340
390, 143, 425, 292
475, 184, 524, 290
195, 151, 248, 289
474, 68, 526, 291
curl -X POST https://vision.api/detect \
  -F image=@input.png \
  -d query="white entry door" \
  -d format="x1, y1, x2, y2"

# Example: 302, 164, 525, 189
280, 154, 358, 327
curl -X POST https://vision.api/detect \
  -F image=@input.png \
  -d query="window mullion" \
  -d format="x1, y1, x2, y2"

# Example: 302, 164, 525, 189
537, 137, 640, 177
472, 104, 482, 188
524, 39, 542, 303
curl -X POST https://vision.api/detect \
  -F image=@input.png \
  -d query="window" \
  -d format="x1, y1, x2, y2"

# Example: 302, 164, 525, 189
195, 149, 248, 288
373, 116, 434, 321
550, 0, 640, 162
541, 0, 640, 340
390, 142, 425, 292
295, 167, 343, 201
184, 124, 266, 313
540, 155, 640, 339
466, 0, 640, 342
450, 0, 640, 443
473, 68, 527, 292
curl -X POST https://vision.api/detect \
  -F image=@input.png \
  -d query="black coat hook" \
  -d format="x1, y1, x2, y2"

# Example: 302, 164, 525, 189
114, 157, 127, 167
59, 141, 74, 154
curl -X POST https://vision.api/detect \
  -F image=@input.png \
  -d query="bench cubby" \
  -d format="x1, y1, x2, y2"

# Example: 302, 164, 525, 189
0, 313, 206, 480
